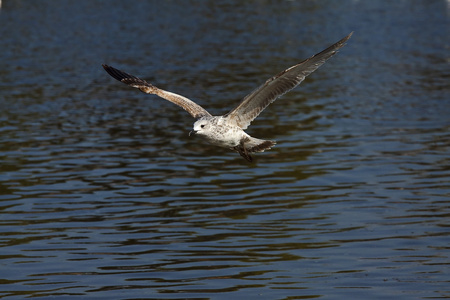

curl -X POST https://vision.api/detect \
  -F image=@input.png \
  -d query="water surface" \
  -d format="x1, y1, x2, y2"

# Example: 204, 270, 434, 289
0, 1, 449, 299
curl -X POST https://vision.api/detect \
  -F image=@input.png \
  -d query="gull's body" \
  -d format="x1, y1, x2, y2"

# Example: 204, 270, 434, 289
103, 33, 352, 162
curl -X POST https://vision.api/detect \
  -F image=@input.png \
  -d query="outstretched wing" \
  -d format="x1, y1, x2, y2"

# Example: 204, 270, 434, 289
102, 65, 211, 119
224, 32, 353, 129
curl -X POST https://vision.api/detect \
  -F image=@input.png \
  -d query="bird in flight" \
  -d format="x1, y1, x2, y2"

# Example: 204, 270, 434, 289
103, 32, 352, 162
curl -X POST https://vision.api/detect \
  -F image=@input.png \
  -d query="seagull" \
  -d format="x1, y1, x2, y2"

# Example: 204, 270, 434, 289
103, 32, 352, 162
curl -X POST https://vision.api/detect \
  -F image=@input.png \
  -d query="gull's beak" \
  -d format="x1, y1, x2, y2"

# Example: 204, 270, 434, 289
189, 130, 197, 137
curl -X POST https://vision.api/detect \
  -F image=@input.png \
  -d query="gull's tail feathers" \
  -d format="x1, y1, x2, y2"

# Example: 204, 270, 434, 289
247, 137, 276, 153
233, 137, 276, 162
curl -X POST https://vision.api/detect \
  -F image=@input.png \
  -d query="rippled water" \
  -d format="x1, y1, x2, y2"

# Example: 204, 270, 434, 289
1, 1, 449, 299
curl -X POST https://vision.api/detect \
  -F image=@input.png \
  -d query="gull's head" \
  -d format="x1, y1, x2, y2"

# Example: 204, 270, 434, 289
190, 118, 211, 137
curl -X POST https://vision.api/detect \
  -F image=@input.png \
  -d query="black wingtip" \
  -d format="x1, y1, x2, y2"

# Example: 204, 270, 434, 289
102, 64, 132, 82
102, 64, 114, 74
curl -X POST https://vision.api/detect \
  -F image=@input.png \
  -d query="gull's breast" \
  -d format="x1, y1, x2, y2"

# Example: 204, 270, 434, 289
204, 125, 244, 149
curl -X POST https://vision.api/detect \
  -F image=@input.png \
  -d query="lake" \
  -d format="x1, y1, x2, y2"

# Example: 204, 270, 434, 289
0, 1, 449, 299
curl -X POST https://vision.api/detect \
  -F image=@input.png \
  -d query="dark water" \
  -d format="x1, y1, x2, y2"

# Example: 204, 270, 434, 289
1, 1, 449, 299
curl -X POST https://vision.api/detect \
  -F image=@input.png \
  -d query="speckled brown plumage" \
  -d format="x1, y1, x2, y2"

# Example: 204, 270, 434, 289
102, 33, 352, 162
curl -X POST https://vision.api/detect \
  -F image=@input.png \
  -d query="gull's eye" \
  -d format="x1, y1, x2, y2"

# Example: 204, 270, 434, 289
201, 124, 205, 128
